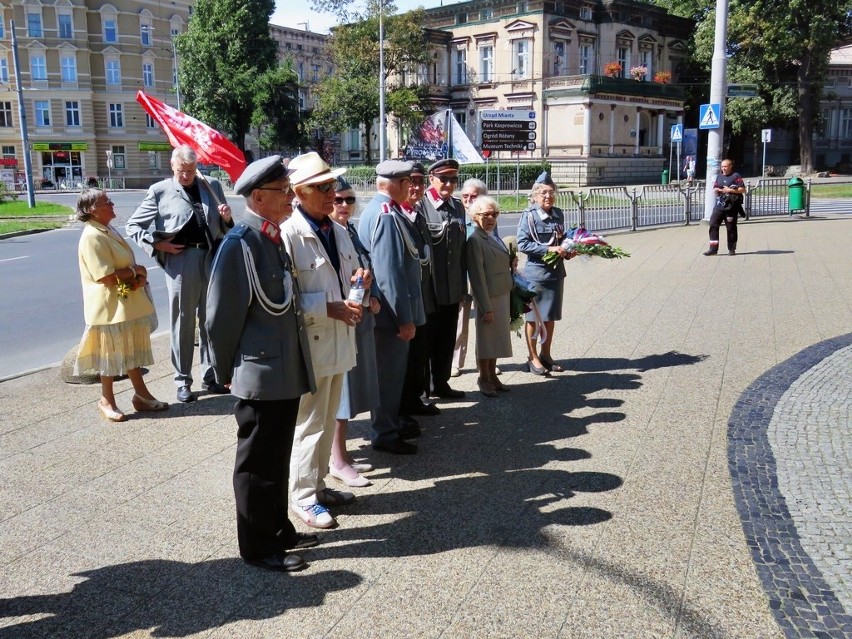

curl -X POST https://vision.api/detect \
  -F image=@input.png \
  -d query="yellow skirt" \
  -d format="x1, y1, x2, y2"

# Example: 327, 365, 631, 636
74, 316, 155, 377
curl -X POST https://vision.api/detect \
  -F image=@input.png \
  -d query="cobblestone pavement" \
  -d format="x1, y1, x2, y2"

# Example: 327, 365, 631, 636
729, 334, 852, 639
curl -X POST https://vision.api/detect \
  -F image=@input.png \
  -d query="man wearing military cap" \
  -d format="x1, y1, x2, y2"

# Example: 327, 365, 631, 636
207, 154, 317, 572
357, 159, 426, 455
416, 158, 467, 399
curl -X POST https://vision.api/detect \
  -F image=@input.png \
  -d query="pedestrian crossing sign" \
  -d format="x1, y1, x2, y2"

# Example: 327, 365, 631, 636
699, 104, 721, 130
670, 124, 683, 142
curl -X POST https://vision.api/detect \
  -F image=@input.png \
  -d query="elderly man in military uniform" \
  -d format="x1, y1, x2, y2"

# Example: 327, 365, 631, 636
358, 160, 426, 455
127, 145, 233, 403
416, 158, 467, 399
206, 155, 317, 573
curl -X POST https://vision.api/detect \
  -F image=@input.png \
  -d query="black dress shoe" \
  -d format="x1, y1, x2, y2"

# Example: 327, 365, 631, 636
408, 401, 441, 416
285, 533, 319, 550
398, 415, 419, 428
176, 385, 196, 403
433, 385, 465, 399
398, 422, 421, 439
373, 439, 418, 455
245, 553, 307, 572
202, 381, 230, 394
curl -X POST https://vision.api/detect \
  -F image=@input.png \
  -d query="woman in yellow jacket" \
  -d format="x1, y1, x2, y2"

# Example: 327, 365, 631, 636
74, 189, 167, 422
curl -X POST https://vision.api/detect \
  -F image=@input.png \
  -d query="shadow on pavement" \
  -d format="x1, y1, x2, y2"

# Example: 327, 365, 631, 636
0, 560, 361, 638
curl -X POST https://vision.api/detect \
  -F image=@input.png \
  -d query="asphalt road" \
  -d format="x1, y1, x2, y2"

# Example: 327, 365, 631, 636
0, 189, 521, 380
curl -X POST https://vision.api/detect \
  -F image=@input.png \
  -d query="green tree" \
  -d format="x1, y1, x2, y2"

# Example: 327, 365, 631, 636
252, 62, 307, 154
309, 7, 433, 164
658, 0, 852, 172
175, 0, 277, 151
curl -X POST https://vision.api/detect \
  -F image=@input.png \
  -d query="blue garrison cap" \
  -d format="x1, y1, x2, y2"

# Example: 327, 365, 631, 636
376, 159, 414, 178
335, 176, 353, 192
535, 171, 555, 186
234, 155, 291, 196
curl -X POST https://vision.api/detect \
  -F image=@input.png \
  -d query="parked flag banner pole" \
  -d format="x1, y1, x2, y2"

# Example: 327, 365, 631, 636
9, 20, 35, 207
135, 91, 247, 192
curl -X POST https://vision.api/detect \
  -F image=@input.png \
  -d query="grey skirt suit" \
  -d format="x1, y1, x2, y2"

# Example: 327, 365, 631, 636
466, 227, 514, 359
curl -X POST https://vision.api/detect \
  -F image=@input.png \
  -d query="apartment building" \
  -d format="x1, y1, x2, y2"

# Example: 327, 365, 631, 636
0, 0, 190, 191
360, 0, 694, 183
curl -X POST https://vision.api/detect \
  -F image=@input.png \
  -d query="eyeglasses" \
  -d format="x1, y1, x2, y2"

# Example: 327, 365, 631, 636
311, 182, 335, 193
334, 196, 356, 205
538, 190, 556, 197
256, 183, 292, 195
476, 212, 499, 219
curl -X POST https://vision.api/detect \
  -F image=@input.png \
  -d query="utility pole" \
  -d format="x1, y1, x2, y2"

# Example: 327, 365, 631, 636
172, 35, 182, 111
9, 20, 35, 207
378, 1, 386, 162
703, 0, 729, 220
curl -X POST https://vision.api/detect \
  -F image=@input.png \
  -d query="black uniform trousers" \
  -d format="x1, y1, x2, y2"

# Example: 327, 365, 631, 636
708, 205, 739, 250
400, 322, 430, 414
233, 397, 300, 560
428, 303, 461, 392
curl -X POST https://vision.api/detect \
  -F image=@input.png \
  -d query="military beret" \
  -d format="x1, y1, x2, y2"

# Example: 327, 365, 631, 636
234, 155, 291, 196
376, 159, 414, 178
335, 176, 353, 192
429, 158, 460, 174
410, 162, 426, 176
535, 171, 555, 186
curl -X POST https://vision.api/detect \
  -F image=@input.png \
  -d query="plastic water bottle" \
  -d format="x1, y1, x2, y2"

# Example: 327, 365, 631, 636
347, 274, 366, 306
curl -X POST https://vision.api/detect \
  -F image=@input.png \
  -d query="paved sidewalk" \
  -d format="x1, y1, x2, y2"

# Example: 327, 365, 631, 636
1, 214, 850, 639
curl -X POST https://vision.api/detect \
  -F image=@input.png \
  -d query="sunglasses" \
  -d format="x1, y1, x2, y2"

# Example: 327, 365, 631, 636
312, 182, 335, 193
334, 196, 356, 205
434, 175, 459, 185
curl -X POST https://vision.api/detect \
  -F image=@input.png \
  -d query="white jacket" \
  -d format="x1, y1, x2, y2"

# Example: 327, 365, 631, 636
282, 208, 358, 378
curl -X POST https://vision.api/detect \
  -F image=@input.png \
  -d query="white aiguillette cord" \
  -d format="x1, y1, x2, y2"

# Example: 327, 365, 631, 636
240, 239, 294, 316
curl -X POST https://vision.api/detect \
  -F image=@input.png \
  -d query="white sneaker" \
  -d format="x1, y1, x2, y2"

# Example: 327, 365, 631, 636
292, 503, 336, 529
450, 367, 461, 377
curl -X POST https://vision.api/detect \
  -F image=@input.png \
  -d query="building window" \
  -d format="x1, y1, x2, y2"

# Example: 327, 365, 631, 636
517, 1, 529, 12
141, 24, 152, 46
312, 64, 320, 82
108, 103, 124, 128
553, 41, 566, 76
148, 151, 160, 169
639, 49, 653, 81
61, 55, 77, 82
514, 39, 530, 79
111, 145, 126, 169
58, 14, 73, 39
143, 62, 154, 87
580, 6, 593, 20
103, 18, 118, 43
2, 145, 14, 157
617, 46, 630, 78
0, 21, 4, 39
842, 108, 852, 140
481, 8, 493, 19
298, 62, 304, 81
27, 13, 43, 38
298, 88, 306, 111
455, 110, 467, 131
34, 100, 50, 126
455, 49, 467, 85
146, 113, 157, 129
579, 43, 593, 74
31, 55, 47, 81
0, 102, 13, 127
456, 13, 467, 25
106, 60, 121, 85
479, 45, 493, 82
65, 101, 80, 126
0, 59, 8, 83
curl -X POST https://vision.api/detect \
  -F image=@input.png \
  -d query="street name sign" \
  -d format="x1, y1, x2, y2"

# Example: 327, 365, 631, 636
481, 109, 536, 121
481, 141, 537, 152
482, 131, 537, 142
727, 84, 758, 98
481, 120, 536, 131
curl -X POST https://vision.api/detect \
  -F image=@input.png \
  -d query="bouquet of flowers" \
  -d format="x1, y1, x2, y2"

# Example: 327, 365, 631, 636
630, 65, 648, 81
509, 271, 537, 333
603, 61, 622, 77
542, 226, 631, 267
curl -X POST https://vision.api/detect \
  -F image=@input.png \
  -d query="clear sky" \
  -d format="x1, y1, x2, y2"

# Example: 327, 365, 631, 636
271, 0, 463, 34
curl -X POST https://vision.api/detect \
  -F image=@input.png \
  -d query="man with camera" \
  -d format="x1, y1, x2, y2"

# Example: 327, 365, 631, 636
704, 159, 746, 256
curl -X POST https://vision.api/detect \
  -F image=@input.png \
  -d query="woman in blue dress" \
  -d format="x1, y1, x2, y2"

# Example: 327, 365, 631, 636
516, 172, 571, 375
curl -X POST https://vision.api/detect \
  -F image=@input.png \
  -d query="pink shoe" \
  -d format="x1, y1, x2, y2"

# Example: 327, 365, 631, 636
329, 463, 370, 488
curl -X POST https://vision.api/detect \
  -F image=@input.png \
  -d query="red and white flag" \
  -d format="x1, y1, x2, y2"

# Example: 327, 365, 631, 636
136, 91, 247, 182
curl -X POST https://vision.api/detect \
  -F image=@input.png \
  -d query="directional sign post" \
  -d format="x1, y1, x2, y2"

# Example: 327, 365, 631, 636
480, 110, 537, 152
699, 104, 721, 130
761, 128, 771, 177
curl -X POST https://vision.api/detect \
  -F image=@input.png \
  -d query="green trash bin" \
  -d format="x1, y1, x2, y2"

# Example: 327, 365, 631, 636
661, 169, 669, 185
787, 177, 805, 212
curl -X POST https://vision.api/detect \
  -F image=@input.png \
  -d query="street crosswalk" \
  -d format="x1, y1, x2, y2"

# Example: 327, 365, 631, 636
808, 198, 852, 215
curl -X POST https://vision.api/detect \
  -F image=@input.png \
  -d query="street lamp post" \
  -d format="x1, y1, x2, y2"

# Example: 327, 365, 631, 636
9, 20, 35, 207
378, 2, 386, 162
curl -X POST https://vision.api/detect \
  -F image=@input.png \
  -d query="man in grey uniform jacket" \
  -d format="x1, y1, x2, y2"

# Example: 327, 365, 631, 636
357, 160, 425, 455
126, 145, 233, 403
207, 155, 317, 572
